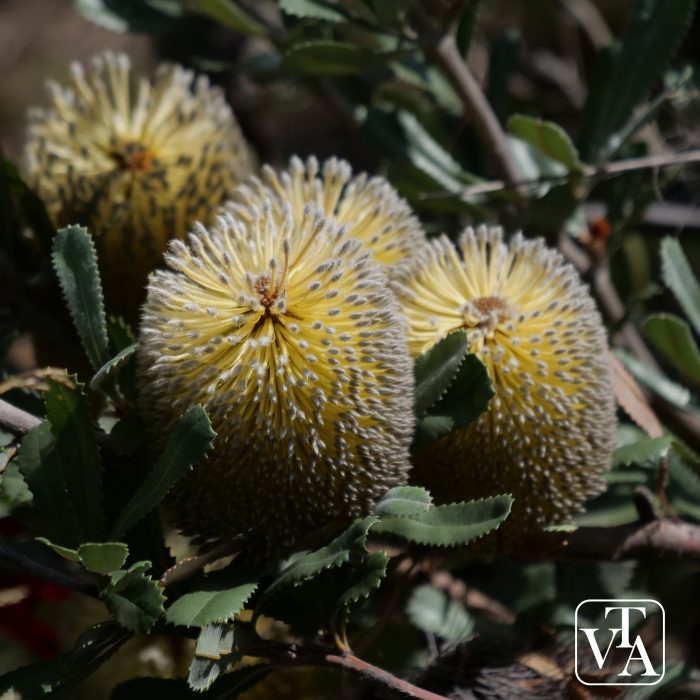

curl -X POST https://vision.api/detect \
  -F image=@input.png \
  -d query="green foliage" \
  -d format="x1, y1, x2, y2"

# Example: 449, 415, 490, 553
616, 348, 691, 407
284, 40, 398, 75
101, 562, 165, 633
579, 0, 696, 160
279, 0, 345, 22
45, 380, 104, 540
507, 114, 583, 172
613, 435, 673, 467
190, 0, 268, 37
643, 313, 700, 385
77, 542, 130, 574
374, 485, 433, 518
90, 342, 137, 391
407, 584, 474, 642
660, 237, 700, 335
372, 493, 513, 547
52, 225, 110, 370
109, 405, 215, 539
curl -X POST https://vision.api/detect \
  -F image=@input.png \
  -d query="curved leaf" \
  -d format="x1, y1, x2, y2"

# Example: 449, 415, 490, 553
90, 343, 137, 391
661, 237, 700, 335
284, 40, 397, 75
166, 581, 258, 627
643, 313, 700, 385
613, 435, 673, 467
374, 486, 433, 518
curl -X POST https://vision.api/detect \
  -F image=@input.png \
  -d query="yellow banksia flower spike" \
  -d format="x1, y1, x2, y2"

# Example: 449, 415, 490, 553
138, 197, 414, 552
24, 51, 253, 318
393, 226, 616, 539
225, 156, 425, 270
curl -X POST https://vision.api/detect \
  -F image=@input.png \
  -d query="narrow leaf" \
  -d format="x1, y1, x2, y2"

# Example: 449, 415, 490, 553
508, 114, 583, 171
45, 381, 104, 540
643, 313, 700, 385
78, 542, 129, 575
372, 495, 512, 547
166, 581, 258, 627
413, 330, 469, 415
110, 405, 215, 539
90, 343, 137, 390
613, 435, 673, 467
36, 537, 80, 562
280, 0, 345, 21
615, 348, 690, 407
52, 225, 110, 370
284, 40, 397, 75
374, 486, 433, 518
255, 516, 377, 614
660, 237, 700, 335
191, 0, 268, 37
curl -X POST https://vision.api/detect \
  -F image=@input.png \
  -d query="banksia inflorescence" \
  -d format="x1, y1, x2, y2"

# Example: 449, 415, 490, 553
24, 51, 253, 317
225, 156, 425, 270
393, 226, 616, 538
138, 197, 414, 551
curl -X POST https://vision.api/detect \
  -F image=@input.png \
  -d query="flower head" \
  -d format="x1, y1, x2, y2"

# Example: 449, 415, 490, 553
138, 198, 414, 551
24, 51, 252, 317
224, 156, 425, 270
393, 226, 616, 537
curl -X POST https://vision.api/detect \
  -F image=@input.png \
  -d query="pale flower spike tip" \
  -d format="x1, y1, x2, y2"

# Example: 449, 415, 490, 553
24, 51, 253, 317
138, 199, 415, 552
225, 155, 426, 271
393, 226, 617, 541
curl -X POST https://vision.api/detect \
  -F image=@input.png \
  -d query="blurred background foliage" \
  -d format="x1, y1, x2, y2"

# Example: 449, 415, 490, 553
2, 0, 700, 698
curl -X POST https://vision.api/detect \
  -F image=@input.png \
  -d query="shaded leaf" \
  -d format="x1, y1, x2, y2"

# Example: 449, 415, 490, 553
280, 0, 345, 21
643, 313, 700, 385
15, 422, 80, 546
52, 225, 110, 370
36, 537, 80, 562
615, 349, 690, 407
76, 0, 184, 32
336, 551, 389, 609
190, 0, 268, 37
374, 486, 433, 518
413, 330, 469, 415
188, 624, 244, 691
110, 405, 215, 539
413, 414, 454, 447
660, 237, 700, 335
407, 584, 474, 642
255, 516, 377, 614
78, 542, 129, 575
372, 495, 512, 547
508, 114, 583, 171
45, 381, 104, 540
90, 343, 137, 391
613, 436, 673, 467
579, 0, 696, 160
102, 562, 165, 633
430, 353, 494, 429
284, 40, 397, 75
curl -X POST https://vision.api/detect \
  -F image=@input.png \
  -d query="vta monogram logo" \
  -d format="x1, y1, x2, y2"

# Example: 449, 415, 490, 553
575, 599, 665, 686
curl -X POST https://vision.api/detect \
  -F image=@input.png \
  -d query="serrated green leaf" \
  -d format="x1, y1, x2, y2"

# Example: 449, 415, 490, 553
45, 380, 104, 540
255, 516, 377, 615
414, 330, 469, 415
0, 461, 32, 510
430, 353, 494, 429
15, 422, 81, 546
615, 349, 690, 407
112, 666, 270, 700
101, 566, 165, 633
52, 225, 110, 370
660, 237, 700, 335
398, 111, 481, 193
166, 581, 258, 627
413, 414, 454, 447
77, 542, 129, 575
372, 495, 512, 547
280, 0, 345, 21
407, 584, 474, 642
110, 405, 215, 539
579, 0, 696, 161
613, 435, 673, 467
90, 343, 137, 391
190, 0, 268, 36
284, 40, 397, 75
374, 486, 433, 518
336, 551, 389, 609
36, 537, 80, 562
643, 313, 700, 385
508, 114, 583, 172
188, 624, 245, 691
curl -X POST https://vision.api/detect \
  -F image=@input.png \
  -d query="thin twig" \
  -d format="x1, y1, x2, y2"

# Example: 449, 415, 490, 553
0, 399, 41, 436
420, 149, 700, 200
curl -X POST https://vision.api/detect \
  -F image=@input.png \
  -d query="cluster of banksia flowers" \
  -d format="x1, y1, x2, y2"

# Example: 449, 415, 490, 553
393, 226, 616, 538
23, 51, 252, 317
137, 170, 416, 551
